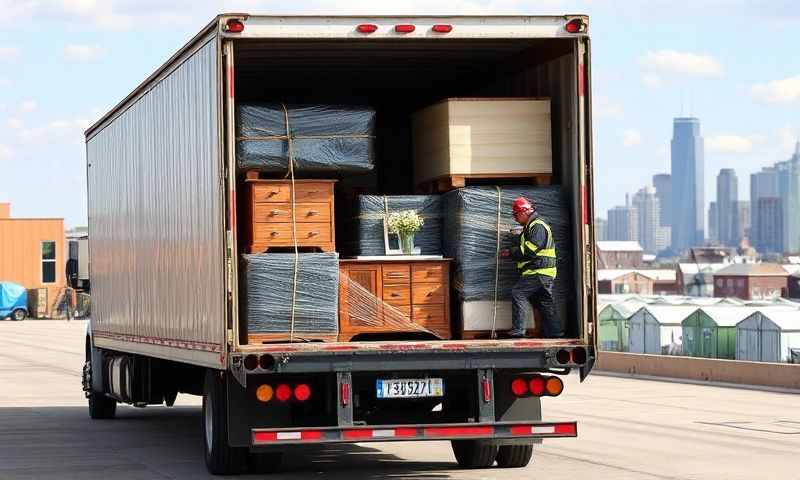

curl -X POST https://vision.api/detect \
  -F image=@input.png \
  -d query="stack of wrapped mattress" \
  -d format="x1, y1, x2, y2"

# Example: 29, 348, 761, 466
236, 103, 376, 174
340, 195, 443, 256
442, 186, 573, 334
241, 253, 339, 339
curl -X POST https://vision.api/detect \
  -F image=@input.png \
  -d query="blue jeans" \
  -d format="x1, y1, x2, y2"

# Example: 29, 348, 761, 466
510, 275, 563, 338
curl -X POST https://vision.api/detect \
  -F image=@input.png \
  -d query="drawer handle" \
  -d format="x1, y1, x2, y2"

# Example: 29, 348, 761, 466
426, 314, 433, 319
387, 272, 404, 277
269, 210, 282, 216
304, 190, 320, 195
308, 231, 320, 237
306, 210, 320, 217
426, 292, 433, 297
390, 292, 401, 297
267, 190, 279, 197
270, 231, 280, 237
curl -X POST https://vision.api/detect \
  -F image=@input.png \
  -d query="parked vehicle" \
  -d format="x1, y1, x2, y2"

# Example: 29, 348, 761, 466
0, 282, 28, 321
83, 14, 597, 475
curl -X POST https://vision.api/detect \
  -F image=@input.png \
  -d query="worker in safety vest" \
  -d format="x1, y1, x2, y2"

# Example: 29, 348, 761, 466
500, 197, 563, 338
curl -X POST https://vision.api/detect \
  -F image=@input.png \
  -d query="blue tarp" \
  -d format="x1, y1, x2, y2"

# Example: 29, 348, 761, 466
0, 282, 27, 316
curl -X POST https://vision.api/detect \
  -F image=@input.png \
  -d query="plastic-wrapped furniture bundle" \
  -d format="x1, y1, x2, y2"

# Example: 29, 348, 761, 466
343, 195, 443, 256
442, 186, 574, 323
236, 103, 376, 174
241, 253, 339, 339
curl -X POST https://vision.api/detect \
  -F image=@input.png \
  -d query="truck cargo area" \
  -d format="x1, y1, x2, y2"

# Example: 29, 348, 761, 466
231, 36, 589, 348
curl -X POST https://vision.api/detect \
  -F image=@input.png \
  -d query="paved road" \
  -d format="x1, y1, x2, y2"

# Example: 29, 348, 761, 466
0, 320, 797, 479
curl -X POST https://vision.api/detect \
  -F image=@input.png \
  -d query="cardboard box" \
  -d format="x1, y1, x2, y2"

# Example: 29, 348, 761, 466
412, 98, 552, 187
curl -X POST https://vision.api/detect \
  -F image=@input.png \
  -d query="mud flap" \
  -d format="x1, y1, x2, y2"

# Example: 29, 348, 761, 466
579, 348, 595, 382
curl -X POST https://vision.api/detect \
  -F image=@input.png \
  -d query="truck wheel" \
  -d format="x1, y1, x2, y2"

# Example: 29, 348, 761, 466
11, 309, 26, 321
451, 440, 498, 468
203, 370, 247, 475
88, 389, 117, 419
496, 444, 533, 468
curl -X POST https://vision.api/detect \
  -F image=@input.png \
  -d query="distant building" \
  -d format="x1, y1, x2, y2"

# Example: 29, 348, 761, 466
685, 246, 736, 264
0, 203, 65, 316
716, 168, 738, 246
597, 270, 654, 295
677, 263, 730, 297
670, 117, 705, 251
652, 173, 672, 229
708, 201, 718, 243
736, 200, 751, 246
655, 225, 671, 253
788, 271, 800, 299
632, 186, 661, 254
607, 198, 638, 242
713, 263, 789, 300
751, 141, 800, 253
596, 241, 644, 269
753, 197, 783, 253
595, 217, 608, 241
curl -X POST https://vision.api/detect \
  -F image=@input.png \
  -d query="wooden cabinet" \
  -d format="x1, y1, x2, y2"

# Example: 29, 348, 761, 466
242, 179, 336, 253
339, 259, 452, 341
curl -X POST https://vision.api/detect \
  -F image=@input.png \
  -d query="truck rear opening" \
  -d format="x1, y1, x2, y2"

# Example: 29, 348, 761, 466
84, 15, 596, 475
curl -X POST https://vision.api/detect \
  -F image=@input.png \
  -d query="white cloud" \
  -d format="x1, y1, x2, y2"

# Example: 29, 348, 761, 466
0, 143, 12, 160
594, 95, 624, 119
639, 49, 723, 77
622, 129, 642, 147
641, 72, 664, 89
777, 125, 799, 152
15, 115, 96, 146
750, 75, 800, 104
6, 117, 23, 129
18, 100, 37, 113
0, 46, 19, 59
63, 44, 105, 61
706, 134, 766, 154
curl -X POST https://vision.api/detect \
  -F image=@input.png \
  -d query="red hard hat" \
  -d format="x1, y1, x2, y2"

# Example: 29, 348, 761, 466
512, 197, 533, 215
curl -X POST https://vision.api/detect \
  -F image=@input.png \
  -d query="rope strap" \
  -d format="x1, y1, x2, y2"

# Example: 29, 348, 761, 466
281, 103, 299, 343
490, 186, 502, 339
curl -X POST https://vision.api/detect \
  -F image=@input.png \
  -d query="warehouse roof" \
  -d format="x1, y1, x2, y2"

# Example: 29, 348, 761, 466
636, 269, 677, 282
597, 269, 676, 282
715, 263, 789, 277
596, 241, 643, 252
632, 305, 699, 324
677, 263, 731, 275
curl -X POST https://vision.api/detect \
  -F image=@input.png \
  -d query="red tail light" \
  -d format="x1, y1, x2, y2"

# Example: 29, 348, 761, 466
357, 24, 378, 33
565, 18, 585, 34
275, 384, 292, 402
294, 384, 311, 402
225, 19, 245, 33
432, 24, 452, 33
511, 378, 528, 397
341, 382, 351, 406
395, 24, 415, 33
481, 377, 492, 403
528, 376, 546, 396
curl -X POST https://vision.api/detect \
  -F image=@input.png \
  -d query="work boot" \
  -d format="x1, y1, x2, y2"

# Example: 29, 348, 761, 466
506, 330, 526, 339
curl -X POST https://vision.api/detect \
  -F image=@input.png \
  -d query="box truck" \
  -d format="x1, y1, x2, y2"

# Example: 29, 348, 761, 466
83, 14, 597, 475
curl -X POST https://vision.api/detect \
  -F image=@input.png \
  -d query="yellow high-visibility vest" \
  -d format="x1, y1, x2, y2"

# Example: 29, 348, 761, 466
516, 218, 557, 278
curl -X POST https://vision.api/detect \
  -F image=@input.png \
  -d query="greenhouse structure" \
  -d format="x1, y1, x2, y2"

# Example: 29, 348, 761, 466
597, 300, 645, 352
736, 310, 800, 363
628, 305, 698, 355
679, 307, 756, 360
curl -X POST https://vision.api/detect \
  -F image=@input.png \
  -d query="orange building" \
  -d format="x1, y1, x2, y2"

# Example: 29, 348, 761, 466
0, 203, 65, 316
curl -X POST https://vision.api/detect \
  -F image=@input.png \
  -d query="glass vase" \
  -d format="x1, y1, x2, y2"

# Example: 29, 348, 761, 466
399, 232, 416, 254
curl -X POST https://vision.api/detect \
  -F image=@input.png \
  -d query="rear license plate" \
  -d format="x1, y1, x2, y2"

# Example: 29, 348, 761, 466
376, 378, 444, 399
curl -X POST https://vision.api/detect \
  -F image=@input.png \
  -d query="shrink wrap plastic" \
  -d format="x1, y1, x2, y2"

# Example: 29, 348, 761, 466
236, 103, 376, 174
241, 253, 339, 336
442, 186, 574, 323
341, 195, 443, 256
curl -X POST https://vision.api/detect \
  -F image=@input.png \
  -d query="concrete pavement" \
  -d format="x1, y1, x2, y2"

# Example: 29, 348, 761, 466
0, 320, 797, 479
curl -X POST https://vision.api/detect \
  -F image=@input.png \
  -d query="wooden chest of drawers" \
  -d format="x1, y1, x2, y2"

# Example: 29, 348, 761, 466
242, 179, 336, 253
338, 258, 452, 341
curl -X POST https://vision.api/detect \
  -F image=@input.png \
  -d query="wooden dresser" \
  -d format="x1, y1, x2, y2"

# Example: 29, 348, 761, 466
242, 179, 336, 253
338, 258, 452, 341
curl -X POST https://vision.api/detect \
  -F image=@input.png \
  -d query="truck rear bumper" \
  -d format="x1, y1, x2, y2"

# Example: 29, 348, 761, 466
251, 421, 576, 445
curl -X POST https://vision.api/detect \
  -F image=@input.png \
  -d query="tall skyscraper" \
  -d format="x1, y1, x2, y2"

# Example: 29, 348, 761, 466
652, 173, 672, 228
750, 166, 781, 252
708, 201, 718, 243
736, 200, 751, 246
595, 217, 608, 241
752, 140, 800, 253
716, 168, 738, 246
607, 195, 639, 242
782, 142, 800, 252
632, 186, 661, 254
670, 117, 705, 252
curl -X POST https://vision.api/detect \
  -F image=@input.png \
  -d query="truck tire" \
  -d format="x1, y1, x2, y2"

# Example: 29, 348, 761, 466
451, 440, 498, 469
203, 370, 247, 475
496, 444, 533, 468
11, 309, 26, 321
88, 389, 117, 419
248, 452, 283, 473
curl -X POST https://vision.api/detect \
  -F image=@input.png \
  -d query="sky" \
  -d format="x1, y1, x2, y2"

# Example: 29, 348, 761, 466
0, 0, 798, 228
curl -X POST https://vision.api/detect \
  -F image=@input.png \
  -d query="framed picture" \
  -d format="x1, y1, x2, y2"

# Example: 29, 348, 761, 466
383, 219, 404, 255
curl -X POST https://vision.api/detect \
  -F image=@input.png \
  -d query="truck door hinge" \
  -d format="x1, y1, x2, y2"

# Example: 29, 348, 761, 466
227, 328, 234, 345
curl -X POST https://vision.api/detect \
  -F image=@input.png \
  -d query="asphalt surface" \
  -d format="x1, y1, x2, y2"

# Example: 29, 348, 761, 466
1, 320, 797, 479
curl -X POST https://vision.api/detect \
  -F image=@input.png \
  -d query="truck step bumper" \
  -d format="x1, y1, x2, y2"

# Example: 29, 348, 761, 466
252, 421, 576, 445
